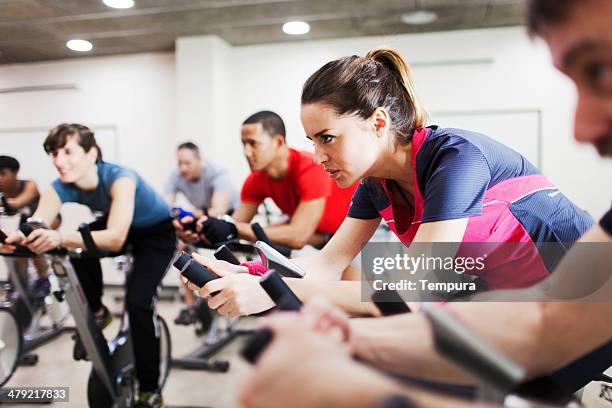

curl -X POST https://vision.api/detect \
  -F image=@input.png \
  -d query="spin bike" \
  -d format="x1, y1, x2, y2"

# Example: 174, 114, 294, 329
0, 218, 72, 388
170, 221, 293, 373
9, 222, 171, 407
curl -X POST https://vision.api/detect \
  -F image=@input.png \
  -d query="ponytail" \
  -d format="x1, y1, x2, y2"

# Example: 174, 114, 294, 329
365, 47, 427, 129
302, 47, 428, 145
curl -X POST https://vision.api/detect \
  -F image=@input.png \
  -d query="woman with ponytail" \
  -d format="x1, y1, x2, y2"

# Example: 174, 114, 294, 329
182, 48, 592, 317
299, 47, 592, 288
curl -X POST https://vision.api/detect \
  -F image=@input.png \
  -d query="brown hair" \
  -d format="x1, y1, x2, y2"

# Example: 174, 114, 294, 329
301, 47, 427, 145
44, 123, 102, 162
243, 110, 286, 139
526, 0, 580, 37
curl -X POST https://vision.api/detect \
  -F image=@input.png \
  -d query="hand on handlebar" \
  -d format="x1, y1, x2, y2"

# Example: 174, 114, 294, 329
182, 253, 273, 317
0, 230, 25, 254
173, 215, 238, 247
239, 312, 353, 408
172, 215, 202, 244
23, 228, 62, 254
199, 216, 237, 246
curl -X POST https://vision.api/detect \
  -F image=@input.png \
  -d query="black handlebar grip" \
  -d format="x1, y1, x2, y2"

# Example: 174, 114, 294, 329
214, 245, 240, 265
251, 222, 271, 244
374, 396, 418, 408
251, 222, 292, 257
78, 223, 104, 257
0, 194, 17, 215
241, 270, 302, 364
241, 293, 302, 364
19, 221, 46, 237
371, 289, 411, 316
259, 270, 302, 309
173, 251, 191, 271
173, 251, 218, 287
422, 304, 525, 394
241, 330, 274, 364
14, 222, 63, 256
183, 220, 198, 232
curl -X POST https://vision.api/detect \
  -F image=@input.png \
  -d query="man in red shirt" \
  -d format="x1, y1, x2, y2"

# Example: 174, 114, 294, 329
178, 111, 357, 249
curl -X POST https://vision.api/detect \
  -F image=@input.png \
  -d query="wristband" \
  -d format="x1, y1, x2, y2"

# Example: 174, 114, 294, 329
240, 260, 268, 277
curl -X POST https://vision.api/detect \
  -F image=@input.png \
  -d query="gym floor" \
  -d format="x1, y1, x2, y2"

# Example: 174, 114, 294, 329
3, 262, 256, 408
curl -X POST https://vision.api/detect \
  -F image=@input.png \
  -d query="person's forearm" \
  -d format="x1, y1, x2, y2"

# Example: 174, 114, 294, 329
349, 302, 558, 383
236, 221, 315, 249
286, 279, 378, 316
61, 229, 127, 252
318, 364, 400, 408
235, 221, 256, 241
349, 300, 612, 385
451, 301, 612, 378
6, 195, 31, 210
320, 356, 484, 408
350, 313, 472, 384
60, 232, 85, 249
393, 381, 491, 408
208, 192, 232, 217
262, 223, 316, 248
7, 181, 38, 209
207, 206, 228, 217
291, 252, 348, 281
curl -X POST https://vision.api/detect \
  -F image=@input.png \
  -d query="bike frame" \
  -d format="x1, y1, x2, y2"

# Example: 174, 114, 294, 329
49, 253, 135, 407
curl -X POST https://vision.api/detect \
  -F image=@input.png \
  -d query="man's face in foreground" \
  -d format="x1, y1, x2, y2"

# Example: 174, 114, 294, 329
543, 0, 612, 158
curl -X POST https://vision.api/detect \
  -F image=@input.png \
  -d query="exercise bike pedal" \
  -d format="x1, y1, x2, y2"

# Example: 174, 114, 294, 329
18, 353, 39, 366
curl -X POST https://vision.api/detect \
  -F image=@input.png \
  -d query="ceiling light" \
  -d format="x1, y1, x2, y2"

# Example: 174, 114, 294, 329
401, 10, 438, 25
282, 21, 310, 35
66, 39, 93, 52
102, 0, 134, 9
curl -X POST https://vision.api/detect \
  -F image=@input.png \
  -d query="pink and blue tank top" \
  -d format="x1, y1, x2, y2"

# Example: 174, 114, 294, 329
348, 126, 594, 289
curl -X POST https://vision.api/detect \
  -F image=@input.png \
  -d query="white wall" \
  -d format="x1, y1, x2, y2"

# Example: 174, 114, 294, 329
0, 52, 176, 193
1, 26, 610, 220
176, 36, 232, 160
221, 27, 611, 218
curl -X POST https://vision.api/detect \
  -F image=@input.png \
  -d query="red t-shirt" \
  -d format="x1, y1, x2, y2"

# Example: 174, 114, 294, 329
241, 148, 358, 234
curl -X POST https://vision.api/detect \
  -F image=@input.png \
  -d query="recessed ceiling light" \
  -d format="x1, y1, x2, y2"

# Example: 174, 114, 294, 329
66, 39, 93, 52
401, 10, 438, 25
282, 21, 310, 35
103, 0, 134, 9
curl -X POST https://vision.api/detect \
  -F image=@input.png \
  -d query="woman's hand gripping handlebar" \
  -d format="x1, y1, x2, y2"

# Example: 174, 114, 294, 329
0, 221, 64, 257
0, 221, 111, 259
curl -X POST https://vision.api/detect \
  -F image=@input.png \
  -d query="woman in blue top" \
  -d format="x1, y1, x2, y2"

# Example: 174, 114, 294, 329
5, 124, 175, 407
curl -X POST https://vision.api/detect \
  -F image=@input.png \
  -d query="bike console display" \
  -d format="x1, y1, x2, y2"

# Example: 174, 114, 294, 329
254, 241, 306, 279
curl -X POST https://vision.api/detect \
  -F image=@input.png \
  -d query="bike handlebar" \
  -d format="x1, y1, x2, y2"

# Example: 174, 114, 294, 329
0, 193, 17, 216
251, 222, 292, 257
2, 221, 110, 259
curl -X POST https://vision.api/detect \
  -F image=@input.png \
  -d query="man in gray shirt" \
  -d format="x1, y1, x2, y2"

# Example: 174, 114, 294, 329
165, 142, 238, 324
165, 142, 238, 217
